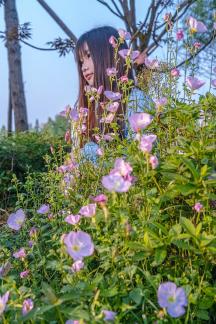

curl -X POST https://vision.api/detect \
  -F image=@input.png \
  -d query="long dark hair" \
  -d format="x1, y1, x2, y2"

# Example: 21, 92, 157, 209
75, 26, 134, 143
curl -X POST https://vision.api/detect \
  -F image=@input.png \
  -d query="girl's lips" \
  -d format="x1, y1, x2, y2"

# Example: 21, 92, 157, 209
85, 73, 93, 80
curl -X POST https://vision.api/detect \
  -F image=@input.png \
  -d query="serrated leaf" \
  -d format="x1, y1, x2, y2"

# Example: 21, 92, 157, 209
152, 248, 167, 266
180, 217, 196, 237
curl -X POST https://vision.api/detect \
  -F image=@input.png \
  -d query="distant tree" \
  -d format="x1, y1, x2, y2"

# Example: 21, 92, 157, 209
4, 0, 28, 131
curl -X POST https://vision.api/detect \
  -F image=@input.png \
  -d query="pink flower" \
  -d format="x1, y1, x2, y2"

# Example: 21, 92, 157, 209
102, 310, 117, 321
154, 97, 168, 110
149, 155, 159, 169
29, 227, 37, 238
176, 29, 184, 41
20, 269, 30, 278
120, 75, 128, 83
64, 231, 94, 261
91, 194, 108, 203
113, 158, 133, 177
128, 112, 153, 132
106, 67, 118, 77
65, 214, 81, 225
64, 129, 71, 143
22, 298, 34, 316
109, 35, 118, 48
186, 76, 205, 90
171, 68, 180, 77
103, 133, 114, 141
139, 134, 157, 153
193, 202, 203, 212
13, 248, 26, 260
96, 148, 104, 156
0, 291, 10, 316
104, 90, 122, 101
164, 12, 171, 22
70, 108, 79, 121
7, 209, 26, 231
118, 28, 131, 40
144, 57, 159, 69
50, 145, 54, 154
71, 260, 84, 273
211, 79, 216, 87
102, 174, 132, 192
59, 105, 71, 117
100, 113, 115, 124
37, 204, 50, 214
187, 16, 207, 33
97, 85, 103, 95
79, 203, 96, 217
107, 102, 119, 113
193, 41, 201, 49
118, 49, 140, 61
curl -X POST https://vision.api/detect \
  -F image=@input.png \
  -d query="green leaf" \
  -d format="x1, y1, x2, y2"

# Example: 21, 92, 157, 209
129, 288, 143, 305
181, 158, 200, 181
174, 183, 197, 196
196, 309, 210, 321
152, 248, 167, 266
180, 217, 196, 237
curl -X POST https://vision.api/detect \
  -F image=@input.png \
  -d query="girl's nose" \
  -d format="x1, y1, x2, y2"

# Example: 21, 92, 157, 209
82, 65, 88, 72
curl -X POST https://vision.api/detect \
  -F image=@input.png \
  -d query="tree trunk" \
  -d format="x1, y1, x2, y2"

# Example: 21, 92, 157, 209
7, 78, 12, 133
4, 0, 28, 131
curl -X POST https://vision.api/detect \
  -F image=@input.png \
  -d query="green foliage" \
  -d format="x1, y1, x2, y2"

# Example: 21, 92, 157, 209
0, 93, 216, 323
0, 131, 67, 210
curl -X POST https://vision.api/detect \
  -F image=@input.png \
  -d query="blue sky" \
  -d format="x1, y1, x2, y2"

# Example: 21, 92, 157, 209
0, 0, 152, 128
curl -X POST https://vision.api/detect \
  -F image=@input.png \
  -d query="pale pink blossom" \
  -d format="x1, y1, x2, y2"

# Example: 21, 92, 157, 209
187, 16, 207, 33
176, 29, 184, 41
13, 248, 26, 260
7, 209, 26, 231
22, 299, 34, 316
71, 260, 84, 273
107, 102, 119, 113
65, 214, 81, 225
144, 57, 159, 69
102, 174, 132, 192
64, 130, 71, 143
104, 90, 122, 101
97, 85, 103, 95
112, 158, 133, 177
154, 97, 168, 110
149, 155, 159, 169
91, 194, 108, 203
118, 28, 131, 40
193, 41, 201, 49
106, 67, 118, 77
211, 79, 216, 87
79, 203, 96, 217
103, 133, 114, 142
118, 49, 140, 61
20, 269, 30, 278
186, 76, 205, 90
0, 291, 10, 315
100, 113, 115, 124
120, 75, 128, 83
128, 112, 153, 132
139, 134, 157, 153
171, 68, 180, 78
109, 35, 118, 48
193, 202, 203, 212
96, 148, 104, 156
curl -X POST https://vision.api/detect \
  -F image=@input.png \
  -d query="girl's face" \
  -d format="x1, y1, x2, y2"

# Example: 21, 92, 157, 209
79, 43, 95, 86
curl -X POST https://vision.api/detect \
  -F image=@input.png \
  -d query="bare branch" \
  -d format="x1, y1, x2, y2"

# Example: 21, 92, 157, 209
96, 0, 124, 19
147, 0, 196, 54
36, 0, 77, 43
176, 33, 215, 69
111, 0, 124, 17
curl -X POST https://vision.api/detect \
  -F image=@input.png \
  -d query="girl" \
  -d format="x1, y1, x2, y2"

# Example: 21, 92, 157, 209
73, 26, 151, 163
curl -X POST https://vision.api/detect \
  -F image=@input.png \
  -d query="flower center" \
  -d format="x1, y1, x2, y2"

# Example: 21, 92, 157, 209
72, 245, 80, 252
168, 296, 176, 303
190, 27, 197, 34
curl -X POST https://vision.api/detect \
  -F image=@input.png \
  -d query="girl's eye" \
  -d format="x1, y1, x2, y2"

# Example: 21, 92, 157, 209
87, 52, 91, 59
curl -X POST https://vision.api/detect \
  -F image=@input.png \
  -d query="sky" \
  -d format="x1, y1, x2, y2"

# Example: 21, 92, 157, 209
0, 0, 152, 129
0, 1, 213, 129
